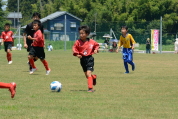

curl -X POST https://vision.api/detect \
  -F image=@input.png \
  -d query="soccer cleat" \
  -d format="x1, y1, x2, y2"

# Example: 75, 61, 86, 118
9, 82, 16, 98
29, 68, 37, 74
87, 89, 94, 92
92, 74, 97, 86
8, 61, 13, 64
124, 71, 129, 74
132, 63, 135, 71
46, 69, 51, 75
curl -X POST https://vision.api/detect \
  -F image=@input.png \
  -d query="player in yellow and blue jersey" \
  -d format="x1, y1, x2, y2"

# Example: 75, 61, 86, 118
116, 26, 136, 74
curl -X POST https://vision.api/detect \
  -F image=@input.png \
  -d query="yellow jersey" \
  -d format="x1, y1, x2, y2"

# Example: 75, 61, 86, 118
118, 33, 136, 48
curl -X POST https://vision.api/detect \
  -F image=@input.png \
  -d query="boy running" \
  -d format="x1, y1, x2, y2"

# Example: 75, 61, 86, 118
1, 23, 14, 64
27, 20, 50, 75
0, 82, 16, 98
23, 12, 44, 71
72, 25, 99, 92
116, 26, 136, 74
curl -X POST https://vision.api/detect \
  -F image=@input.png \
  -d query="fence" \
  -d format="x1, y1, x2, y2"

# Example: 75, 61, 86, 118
0, 21, 177, 50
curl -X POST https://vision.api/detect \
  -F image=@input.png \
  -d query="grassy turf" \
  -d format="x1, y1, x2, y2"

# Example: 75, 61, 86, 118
0, 50, 178, 119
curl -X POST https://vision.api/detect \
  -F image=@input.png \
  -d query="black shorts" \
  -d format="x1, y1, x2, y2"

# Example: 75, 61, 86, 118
29, 46, 45, 60
4, 42, 12, 52
80, 55, 94, 72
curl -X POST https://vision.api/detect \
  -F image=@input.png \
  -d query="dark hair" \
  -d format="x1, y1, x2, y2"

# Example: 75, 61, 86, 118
32, 12, 41, 19
4, 23, 10, 27
32, 20, 41, 28
78, 25, 90, 34
121, 26, 128, 30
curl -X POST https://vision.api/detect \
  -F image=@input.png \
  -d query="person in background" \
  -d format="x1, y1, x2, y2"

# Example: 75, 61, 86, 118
48, 44, 53, 51
146, 38, 151, 54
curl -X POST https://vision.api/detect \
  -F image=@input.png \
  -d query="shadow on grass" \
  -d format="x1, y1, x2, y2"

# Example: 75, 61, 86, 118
70, 90, 87, 92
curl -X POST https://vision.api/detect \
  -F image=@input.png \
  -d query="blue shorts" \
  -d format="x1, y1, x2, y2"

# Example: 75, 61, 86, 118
122, 48, 133, 62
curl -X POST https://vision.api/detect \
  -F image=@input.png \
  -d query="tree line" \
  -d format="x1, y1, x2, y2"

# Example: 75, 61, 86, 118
1, 0, 178, 44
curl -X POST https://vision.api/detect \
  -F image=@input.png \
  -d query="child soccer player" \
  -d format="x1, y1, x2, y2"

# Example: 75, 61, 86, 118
0, 82, 16, 98
72, 25, 99, 92
1, 23, 14, 64
27, 20, 50, 75
116, 26, 136, 74
23, 12, 44, 71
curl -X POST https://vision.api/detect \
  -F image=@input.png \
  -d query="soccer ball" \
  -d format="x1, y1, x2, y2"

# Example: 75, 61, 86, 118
50, 81, 62, 92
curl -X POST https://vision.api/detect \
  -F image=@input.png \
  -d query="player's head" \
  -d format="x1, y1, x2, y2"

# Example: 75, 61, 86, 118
78, 25, 90, 40
121, 26, 128, 35
32, 12, 41, 20
4, 23, 10, 31
32, 20, 41, 31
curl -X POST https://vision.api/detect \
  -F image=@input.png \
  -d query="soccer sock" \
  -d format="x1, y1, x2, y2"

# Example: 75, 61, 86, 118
0, 82, 11, 88
91, 75, 96, 79
29, 59, 36, 68
42, 60, 50, 70
6, 53, 12, 62
6, 53, 9, 62
87, 77, 93, 89
124, 62, 129, 72
9, 52, 12, 61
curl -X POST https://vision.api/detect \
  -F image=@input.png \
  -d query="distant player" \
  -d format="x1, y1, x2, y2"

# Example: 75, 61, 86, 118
1, 23, 14, 64
27, 20, 50, 75
23, 12, 44, 71
72, 25, 99, 92
116, 26, 136, 74
0, 82, 16, 98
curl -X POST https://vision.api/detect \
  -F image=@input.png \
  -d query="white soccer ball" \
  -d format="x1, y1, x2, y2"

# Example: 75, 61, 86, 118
50, 81, 62, 92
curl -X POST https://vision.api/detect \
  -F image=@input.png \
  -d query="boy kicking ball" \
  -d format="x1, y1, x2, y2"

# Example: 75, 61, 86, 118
27, 20, 51, 75
72, 25, 99, 92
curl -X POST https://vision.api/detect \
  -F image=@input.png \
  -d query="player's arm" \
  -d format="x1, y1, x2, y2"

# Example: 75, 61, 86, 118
72, 41, 82, 58
27, 35, 38, 41
116, 38, 122, 52
93, 41, 99, 54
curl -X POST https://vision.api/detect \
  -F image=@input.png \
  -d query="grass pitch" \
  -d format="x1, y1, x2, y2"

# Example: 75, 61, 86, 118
0, 50, 178, 119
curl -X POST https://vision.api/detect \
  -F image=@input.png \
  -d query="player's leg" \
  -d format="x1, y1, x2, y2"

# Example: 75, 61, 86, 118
7, 49, 12, 64
127, 49, 135, 71
86, 56, 95, 92
7, 42, 13, 64
28, 47, 37, 74
0, 82, 16, 98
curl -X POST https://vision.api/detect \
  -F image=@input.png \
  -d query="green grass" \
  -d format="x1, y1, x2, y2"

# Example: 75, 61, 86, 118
0, 49, 178, 119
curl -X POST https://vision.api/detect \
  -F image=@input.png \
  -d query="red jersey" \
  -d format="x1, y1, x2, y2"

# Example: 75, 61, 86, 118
1, 31, 14, 42
73, 38, 99, 56
32, 30, 44, 47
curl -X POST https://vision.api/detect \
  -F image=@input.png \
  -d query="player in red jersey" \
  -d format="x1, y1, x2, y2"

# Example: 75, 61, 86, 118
27, 20, 50, 75
1, 23, 14, 64
0, 82, 16, 98
72, 25, 99, 92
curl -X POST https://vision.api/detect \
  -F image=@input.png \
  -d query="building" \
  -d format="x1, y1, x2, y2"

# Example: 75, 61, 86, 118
22, 11, 82, 41
7, 12, 22, 28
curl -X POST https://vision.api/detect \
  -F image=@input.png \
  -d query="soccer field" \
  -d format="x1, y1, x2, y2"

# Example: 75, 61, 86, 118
0, 50, 178, 119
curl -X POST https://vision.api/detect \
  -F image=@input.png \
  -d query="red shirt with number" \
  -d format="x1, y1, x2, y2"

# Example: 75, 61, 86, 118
73, 38, 99, 56
32, 29, 44, 47
1, 31, 14, 42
